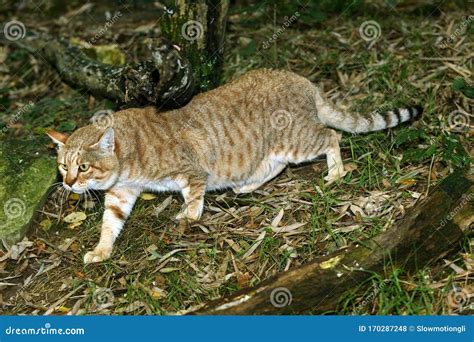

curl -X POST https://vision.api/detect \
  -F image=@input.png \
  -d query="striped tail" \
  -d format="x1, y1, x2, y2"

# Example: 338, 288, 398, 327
318, 105, 423, 134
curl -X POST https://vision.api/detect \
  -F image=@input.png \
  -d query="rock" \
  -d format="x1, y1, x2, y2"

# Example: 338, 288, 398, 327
0, 140, 57, 244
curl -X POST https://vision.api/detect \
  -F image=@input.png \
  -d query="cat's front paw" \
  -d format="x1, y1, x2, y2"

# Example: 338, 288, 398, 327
84, 247, 112, 264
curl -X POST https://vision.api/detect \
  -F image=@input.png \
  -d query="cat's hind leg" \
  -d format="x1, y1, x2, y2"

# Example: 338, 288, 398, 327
176, 175, 207, 221
322, 130, 346, 184
286, 124, 346, 184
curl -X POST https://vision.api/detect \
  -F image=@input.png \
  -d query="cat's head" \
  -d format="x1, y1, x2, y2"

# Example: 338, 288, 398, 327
46, 127, 120, 193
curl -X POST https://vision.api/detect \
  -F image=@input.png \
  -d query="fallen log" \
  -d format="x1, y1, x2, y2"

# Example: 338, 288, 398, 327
193, 170, 473, 315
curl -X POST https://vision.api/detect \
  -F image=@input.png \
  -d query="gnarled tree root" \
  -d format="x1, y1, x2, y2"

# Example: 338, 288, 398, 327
9, 32, 194, 108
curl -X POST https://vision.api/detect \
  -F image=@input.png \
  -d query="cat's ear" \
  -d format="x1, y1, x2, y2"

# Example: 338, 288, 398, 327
92, 127, 115, 153
46, 129, 68, 148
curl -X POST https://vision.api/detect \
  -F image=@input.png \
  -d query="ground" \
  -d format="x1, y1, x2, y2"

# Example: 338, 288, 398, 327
0, 1, 472, 315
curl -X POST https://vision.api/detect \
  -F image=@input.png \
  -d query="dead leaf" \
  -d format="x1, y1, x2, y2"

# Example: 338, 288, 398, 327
69, 193, 80, 201
140, 193, 157, 200
225, 238, 241, 252
39, 219, 52, 231
154, 274, 166, 288
237, 272, 252, 288
56, 305, 70, 313
82, 199, 95, 209
444, 259, 467, 275
159, 267, 180, 273
150, 287, 167, 300
349, 204, 364, 217
382, 178, 391, 188
153, 195, 173, 216
9, 238, 33, 260
123, 300, 146, 313
216, 252, 230, 281
271, 209, 284, 227
399, 178, 416, 186
68, 221, 84, 229
344, 162, 358, 172
271, 222, 306, 233
242, 230, 266, 259
63, 211, 87, 223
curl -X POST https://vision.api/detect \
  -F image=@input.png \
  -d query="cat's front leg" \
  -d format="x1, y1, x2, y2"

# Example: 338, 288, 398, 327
175, 176, 207, 221
84, 187, 139, 264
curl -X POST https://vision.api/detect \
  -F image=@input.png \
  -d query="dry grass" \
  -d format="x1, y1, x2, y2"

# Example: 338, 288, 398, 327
0, 0, 472, 315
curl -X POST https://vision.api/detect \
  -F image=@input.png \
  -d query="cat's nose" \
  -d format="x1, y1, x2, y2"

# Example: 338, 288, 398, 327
64, 175, 77, 187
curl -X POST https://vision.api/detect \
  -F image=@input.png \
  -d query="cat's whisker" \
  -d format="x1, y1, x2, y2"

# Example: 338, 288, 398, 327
50, 182, 63, 190
58, 187, 65, 216
58, 187, 70, 222
50, 182, 62, 196
84, 188, 103, 212
84, 189, 96, 212
72, 192, 82, 211
52, 185, 62, 207
90, 190, 103, 208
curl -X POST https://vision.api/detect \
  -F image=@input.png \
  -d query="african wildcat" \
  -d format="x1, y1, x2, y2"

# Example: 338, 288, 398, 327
46, 69, 422, 263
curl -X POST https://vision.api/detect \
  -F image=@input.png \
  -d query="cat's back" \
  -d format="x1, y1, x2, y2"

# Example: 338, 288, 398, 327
112, 106, 159, 127
110, 69, 314, 131
192, 68, 313, 105
180, 68, 316, 133
111, 106, 182, 139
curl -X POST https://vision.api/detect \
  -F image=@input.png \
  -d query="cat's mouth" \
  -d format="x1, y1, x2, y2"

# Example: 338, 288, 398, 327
71, 189, 86, 194
63, 183, 86, 194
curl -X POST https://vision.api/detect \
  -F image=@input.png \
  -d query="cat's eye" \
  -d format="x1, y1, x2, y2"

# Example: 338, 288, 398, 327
79, 164, 90, 172
59, 163, 68, 171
